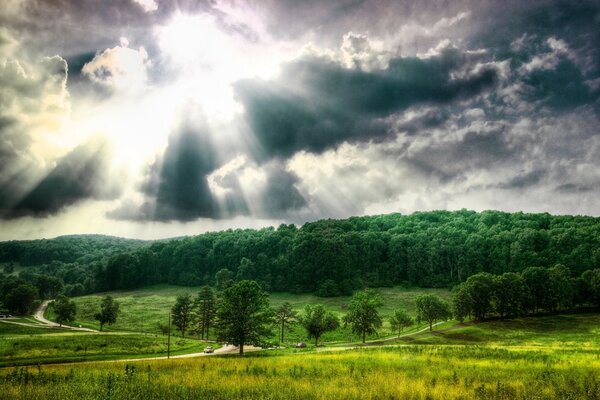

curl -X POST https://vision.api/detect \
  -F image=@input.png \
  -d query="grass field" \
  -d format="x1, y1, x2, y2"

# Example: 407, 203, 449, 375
2, 314, 599, 399
59, 285, 452, 343
0, 330, 214, 367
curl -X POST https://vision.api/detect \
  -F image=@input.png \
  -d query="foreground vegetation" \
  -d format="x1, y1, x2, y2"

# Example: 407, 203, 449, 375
2, 314, 599, 399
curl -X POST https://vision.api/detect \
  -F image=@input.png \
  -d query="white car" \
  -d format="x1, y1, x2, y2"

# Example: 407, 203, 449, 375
203, 346, 214, 354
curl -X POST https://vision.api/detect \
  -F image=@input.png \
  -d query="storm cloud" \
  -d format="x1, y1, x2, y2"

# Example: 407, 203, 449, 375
235, 47, 498, 159
1, 0, 600, 238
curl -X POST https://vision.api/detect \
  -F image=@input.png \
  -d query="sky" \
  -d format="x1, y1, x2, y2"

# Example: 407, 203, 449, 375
0, 0, 599, 240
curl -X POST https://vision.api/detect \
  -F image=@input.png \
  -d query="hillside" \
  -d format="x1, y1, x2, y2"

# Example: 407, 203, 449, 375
2, 210, 600, 297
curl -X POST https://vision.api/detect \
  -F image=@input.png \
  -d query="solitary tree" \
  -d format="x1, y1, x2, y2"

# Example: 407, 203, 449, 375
215, 280, 273, 355
275, 302, 298, 344
94, 295, 120, 331
53, 295, 76, 326
300, 304, 339, 346
415, 294, 451, 331
172, 294, 193, 338
389, 308, 413, 336
342, 289, 383, 343
194, 286, 217, 340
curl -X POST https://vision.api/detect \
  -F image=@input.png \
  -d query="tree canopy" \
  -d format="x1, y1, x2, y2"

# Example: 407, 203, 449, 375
415, 294, 451, 331
215, 280, 273, 354
94, 295, 119, 331
53, 295, 76, 326
300, 304, 339, 346
171, 294, 193, 338
342, 289, 383, 343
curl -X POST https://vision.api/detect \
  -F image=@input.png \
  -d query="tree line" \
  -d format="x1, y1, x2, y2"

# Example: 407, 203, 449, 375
1, 210, 600, 305
92, 210, 600, 295
452, 266, 600, 321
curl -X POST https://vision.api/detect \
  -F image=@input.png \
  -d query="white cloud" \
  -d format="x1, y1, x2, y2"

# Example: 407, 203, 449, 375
82, 41, 150, 91
132, 0, 158, 13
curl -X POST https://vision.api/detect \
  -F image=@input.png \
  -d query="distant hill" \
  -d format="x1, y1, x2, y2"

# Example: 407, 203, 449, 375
0, 234, 147, 266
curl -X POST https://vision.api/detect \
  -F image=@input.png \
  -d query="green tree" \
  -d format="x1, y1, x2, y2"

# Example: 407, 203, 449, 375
493, 272, 526, 318
522, 267, 551, 313
342, 289, 383, 343
215, 268, 234, 290
172, 294, 193, 338
215, 280, 273, 355
582, 269, 600, 306
194, 286, 217, 340
5, 284, 38, 315
300, 304, 339, 346
548, 264, 574, 312
53, 295, 76, 326
94, 295, 120, 331
275, 302, 298, 344
389, 308, 413, 336
464, 272, 495, 320
452, 283, 472, 323
415, 294, 451, 331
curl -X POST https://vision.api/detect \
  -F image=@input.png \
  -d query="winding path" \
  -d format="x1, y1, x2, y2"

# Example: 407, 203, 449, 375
33, 300, 97, 332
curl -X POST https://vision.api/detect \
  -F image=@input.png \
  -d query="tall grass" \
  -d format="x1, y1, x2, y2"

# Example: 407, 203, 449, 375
1, 344, 599, 399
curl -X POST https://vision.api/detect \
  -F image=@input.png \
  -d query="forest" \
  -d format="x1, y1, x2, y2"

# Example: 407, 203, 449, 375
1, 210, 600, 301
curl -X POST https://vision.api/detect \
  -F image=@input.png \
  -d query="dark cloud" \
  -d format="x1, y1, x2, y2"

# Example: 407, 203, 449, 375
2, 139, 119, 218
521, 59, 599, 111
259, 162, 306, 217
118, 125, 220, 222
235, 49, 498, 159
497, 170, 546, 190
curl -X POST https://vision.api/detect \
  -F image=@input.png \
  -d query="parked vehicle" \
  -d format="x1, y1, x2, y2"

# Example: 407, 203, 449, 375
204, 346, 214, 354
295, 342, 306, 348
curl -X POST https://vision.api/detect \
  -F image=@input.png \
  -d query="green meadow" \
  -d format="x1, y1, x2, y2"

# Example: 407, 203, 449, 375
0, 330, 214, 367
2, 314, 600, 400
61, 285, 452, 343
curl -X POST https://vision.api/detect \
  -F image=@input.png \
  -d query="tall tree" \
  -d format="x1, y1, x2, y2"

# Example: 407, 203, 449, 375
172, 294, 193, 338
275, 302, 298, 344
389, 308, 413, 336
464, 272, 495, 320
342, 289, 383, 343
452, 283, 472, 323
53, 295, 76, 326
94, 295, 119, 331
215, 280, 273, 355
415, 294, 451, 331
300, 304, 339, 346
493, 272, 526, 318
522, 267, 551, 313
194, 286, 217, 340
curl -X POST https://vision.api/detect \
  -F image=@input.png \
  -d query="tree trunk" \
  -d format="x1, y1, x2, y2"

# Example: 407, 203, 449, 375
315, 337, 319, 346
429, 320, 432, 331
362, 331, 366, 343
239, 342, 244, 355
100, 322, 103, 331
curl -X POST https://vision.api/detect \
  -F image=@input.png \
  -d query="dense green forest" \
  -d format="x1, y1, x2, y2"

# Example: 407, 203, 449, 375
1, 210, 599, 303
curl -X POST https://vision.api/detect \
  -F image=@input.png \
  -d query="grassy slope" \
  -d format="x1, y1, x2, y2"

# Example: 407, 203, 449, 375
2, 314, 599, 399
65, 285, 453, 343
